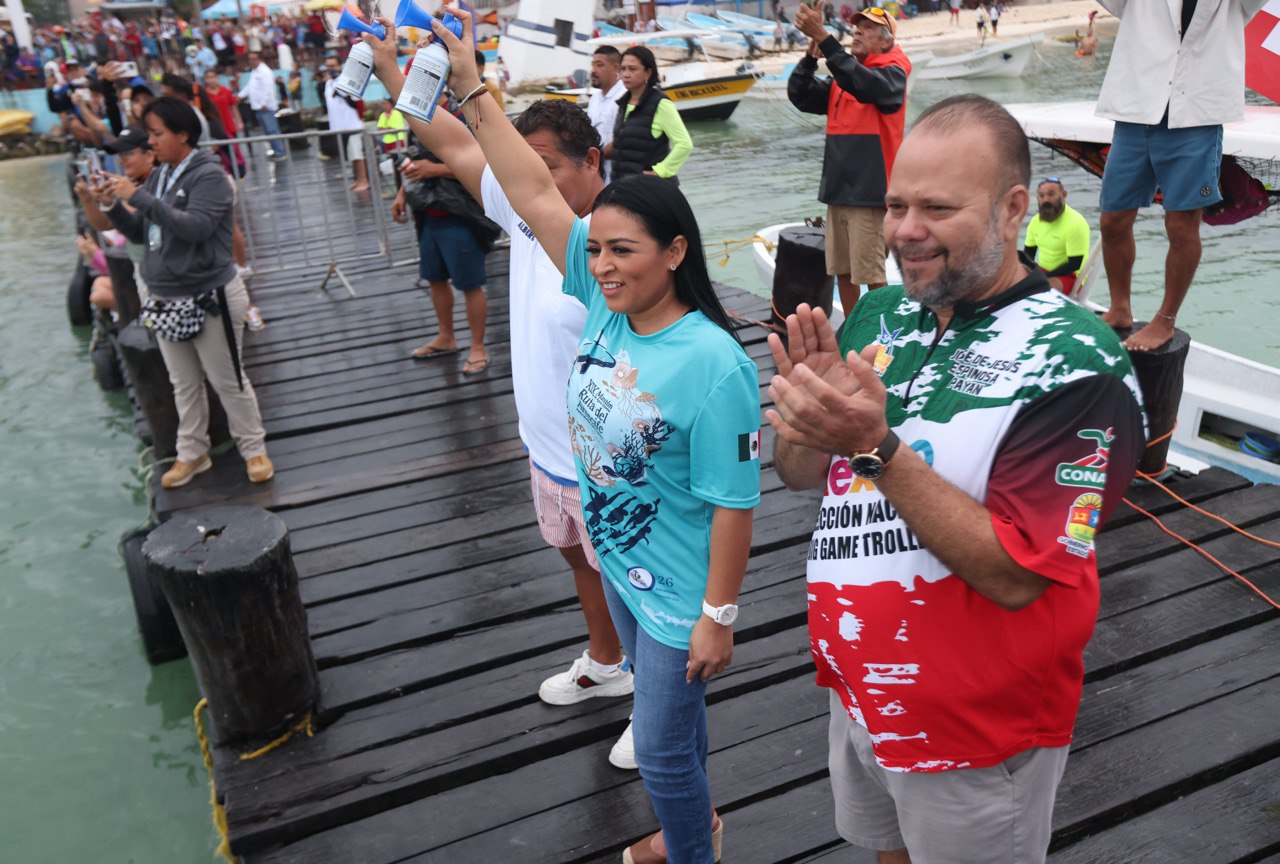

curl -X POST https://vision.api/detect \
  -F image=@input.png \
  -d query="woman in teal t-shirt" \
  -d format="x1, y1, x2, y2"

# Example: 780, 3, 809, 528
422, 14, 760, 863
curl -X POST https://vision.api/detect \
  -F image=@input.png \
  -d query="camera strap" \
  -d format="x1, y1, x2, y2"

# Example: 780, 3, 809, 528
216, 285, 244, 391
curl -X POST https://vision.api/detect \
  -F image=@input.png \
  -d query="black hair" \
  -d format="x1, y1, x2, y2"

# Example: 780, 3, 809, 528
593, 175, 740, 343
474, 49, 486, 68
160, 73, 194, 100
621, 46, 660, 89
513, 99, 605, 179
142, 96, 203, 147
131, 84, 154, 100
593, 45, 622, 61
913, 94, 1031, 193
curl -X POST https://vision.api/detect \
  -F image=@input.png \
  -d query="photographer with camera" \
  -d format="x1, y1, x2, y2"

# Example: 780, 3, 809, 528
89, 97, 274, 489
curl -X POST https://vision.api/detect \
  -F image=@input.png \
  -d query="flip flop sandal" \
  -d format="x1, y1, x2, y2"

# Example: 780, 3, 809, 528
411, 345, 460, 360
463, 357, 491, 375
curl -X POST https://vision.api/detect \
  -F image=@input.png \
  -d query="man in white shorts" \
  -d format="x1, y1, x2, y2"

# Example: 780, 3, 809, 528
365, 28, 638, 767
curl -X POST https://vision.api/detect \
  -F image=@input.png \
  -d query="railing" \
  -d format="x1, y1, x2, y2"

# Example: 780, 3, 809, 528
201, 126, 407, 295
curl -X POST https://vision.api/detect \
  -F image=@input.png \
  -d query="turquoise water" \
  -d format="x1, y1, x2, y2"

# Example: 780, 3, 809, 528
1, 32, 1277, 863
0, 158, 216, 860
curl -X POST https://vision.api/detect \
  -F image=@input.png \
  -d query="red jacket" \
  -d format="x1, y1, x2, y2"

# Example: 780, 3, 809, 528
788, 38, 911, 208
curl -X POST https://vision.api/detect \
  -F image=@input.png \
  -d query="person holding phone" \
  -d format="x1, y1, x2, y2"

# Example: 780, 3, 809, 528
416, 10, 760, 861
93, 97, 274, 489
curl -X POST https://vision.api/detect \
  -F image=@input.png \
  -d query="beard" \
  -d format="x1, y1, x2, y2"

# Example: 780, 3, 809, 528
893, 228, 1007, 309
1038, 200, 1064, 221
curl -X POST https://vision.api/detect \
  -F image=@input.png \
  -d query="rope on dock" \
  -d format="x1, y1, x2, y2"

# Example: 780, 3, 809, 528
192, 698, 316, 862
1123, 424, 1280, 611
193, 698, 237, 864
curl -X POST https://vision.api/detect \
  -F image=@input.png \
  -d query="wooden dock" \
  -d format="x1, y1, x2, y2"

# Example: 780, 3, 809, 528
146, 167, 1280, 863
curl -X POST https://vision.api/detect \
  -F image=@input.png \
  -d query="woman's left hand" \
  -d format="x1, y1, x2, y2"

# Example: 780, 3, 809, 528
102, 172, 137, 201
432, 6, 481, 94
687, 616, 733, 683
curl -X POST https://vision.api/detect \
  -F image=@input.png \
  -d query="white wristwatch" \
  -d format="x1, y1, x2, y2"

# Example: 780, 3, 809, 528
702, 598, 739, 627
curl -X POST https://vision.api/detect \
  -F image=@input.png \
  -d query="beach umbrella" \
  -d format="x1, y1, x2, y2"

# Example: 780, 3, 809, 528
1246, 0, 1280, 104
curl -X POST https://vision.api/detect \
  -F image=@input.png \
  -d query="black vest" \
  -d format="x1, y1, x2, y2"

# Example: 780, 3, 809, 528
611, 85, 673, 182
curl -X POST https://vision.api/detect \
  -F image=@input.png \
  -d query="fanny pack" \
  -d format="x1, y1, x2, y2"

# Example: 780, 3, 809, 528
140, 287, 244, 390
140, 291, 214, 342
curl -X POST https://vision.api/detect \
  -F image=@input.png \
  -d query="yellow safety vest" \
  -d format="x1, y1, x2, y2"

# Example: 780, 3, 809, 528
376, 110, 408, 148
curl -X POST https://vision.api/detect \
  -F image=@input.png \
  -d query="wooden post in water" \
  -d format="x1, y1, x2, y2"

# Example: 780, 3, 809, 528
104, 250, 142, 326
771, 225, 832, 338
1124, 323, 1191, 476
115, 321, 232, 463
143, 506, 319, 745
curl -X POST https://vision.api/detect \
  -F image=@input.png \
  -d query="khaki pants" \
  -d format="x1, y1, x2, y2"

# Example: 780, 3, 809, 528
146, 275, 268, 463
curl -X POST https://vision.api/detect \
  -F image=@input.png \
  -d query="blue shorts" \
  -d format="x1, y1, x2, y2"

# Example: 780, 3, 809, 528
1100, 118, 1223, 213
417, 214, 487, 291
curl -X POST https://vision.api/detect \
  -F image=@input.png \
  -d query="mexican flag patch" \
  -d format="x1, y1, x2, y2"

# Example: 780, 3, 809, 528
738, 430, 761, 462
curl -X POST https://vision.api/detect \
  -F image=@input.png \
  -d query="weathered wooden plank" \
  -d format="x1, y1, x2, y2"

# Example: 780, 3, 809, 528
1049, 758, 1280, 863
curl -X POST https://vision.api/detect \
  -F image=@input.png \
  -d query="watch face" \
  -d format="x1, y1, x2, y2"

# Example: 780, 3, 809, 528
718, 605, 739, 626
849, 454, 886, 479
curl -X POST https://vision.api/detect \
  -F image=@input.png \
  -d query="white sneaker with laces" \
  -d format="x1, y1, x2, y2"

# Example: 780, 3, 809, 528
609, 719, 636, 770
538, 650, 633, 706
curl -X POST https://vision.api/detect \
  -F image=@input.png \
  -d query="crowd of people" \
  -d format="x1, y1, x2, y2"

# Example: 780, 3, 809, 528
52, 0, 1261, 860
2, 8, 336, 90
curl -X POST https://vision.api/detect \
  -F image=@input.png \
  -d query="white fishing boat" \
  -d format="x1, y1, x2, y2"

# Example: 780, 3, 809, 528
659, 15, 753, 60
498, 0, 596, 88
746, 51, 934, 95
596, 22, 694, 64
913, 33, 1045, 80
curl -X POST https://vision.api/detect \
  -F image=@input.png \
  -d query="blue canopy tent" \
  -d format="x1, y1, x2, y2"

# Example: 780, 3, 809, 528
201, 0, 297, 19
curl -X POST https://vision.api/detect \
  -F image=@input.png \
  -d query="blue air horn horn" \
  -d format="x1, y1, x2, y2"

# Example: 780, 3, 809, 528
395, 4, 464, 123
332, 6, 386, 99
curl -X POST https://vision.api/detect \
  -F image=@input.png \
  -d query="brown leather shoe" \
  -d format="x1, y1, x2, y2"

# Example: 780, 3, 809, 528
621, 819, 722, 863
246, 454, 275, 483
161, 455, 212, 489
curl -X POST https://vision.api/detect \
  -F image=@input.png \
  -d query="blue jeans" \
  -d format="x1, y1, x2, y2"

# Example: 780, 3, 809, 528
603, 577, 714, 864
255, 109, 285, 157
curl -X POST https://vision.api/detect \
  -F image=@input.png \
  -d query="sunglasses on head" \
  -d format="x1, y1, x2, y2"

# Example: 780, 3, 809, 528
1041, 176, 1063, 186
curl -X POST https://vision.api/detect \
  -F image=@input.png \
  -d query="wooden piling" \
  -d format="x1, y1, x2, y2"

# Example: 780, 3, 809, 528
143, 506, 319, 745
770, 225, 832, 335
1125, 324, 1191, 476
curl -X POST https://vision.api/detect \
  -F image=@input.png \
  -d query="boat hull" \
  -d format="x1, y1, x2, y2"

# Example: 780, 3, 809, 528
544, 74, 755, 122
913, 35, 1043, 80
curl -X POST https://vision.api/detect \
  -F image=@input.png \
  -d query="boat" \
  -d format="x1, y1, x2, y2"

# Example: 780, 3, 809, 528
548, 50, 757, 122
498, 0, 596, 88
658, 15, 753, 60
714, 7, 847, 43
596, 22, 695, 64
746, 51, 934, 96
750, 96, 1280, 483
913, 33, 1045, 80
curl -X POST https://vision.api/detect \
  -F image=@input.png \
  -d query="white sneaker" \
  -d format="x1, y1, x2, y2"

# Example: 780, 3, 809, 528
609, 720, 637, 770
538, 650, 634, 706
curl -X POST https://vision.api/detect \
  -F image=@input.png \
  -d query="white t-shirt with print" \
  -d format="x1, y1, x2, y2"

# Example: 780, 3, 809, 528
481, 166, 589, 482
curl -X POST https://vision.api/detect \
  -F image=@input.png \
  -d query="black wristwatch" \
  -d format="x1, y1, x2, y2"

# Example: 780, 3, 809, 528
848, 430, 900, 480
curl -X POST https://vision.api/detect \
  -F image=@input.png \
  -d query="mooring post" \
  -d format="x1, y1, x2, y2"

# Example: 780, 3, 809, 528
771, 224, 833, 338
143, 506, 319, 745
1125, 324, 1191, 476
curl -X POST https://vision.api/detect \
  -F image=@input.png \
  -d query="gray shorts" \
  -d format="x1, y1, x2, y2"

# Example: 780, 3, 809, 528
827, 691, 1069, 863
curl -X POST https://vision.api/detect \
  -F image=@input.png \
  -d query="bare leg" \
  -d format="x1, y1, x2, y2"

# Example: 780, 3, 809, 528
1126, 208, 1201, 351
232, 222, 247, 268
1099, 208, 1138, 331
557, 542, 622, 665
879, 850, 911, 864
350, 159, 370, 192
413, 279, 458, 355
836, 273, 861, 316
461, 288, 490, 373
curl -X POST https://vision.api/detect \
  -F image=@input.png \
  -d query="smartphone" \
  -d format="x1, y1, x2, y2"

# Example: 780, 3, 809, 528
117, 61, 140, 79
85, 149, 103, 175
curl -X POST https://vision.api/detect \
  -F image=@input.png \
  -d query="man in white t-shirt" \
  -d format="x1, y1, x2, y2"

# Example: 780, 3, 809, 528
365, 28, 640, 767
238, 51, 286, 159
323, 54, 369, 192
586, 45, 625, 182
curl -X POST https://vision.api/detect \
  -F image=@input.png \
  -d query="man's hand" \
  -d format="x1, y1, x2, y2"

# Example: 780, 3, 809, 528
361, 17, 400, 71
767, 303, 859, 393
767, 339, 890, 458
795, 2, 829, 42
401, 158, 432, 181
687, 615, 733, 683
391, 187, 408, 223
807, 38, 824, 59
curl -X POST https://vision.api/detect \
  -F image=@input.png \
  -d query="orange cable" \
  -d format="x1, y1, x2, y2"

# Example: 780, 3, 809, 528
1120, 495, 1280, 611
